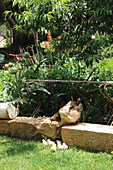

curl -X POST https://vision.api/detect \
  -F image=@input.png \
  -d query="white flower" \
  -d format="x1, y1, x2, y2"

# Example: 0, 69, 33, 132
91, 35, 95, 39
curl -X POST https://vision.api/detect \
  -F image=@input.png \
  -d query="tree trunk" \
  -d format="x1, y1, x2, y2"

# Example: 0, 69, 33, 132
9, 29, 36, 54
0, 0, 36, 55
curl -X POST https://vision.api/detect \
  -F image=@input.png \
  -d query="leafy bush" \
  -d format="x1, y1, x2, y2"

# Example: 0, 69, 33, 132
0, 53, 113, 124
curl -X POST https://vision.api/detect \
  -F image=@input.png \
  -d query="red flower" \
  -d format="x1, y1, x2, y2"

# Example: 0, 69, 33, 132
45, 42, 49, 49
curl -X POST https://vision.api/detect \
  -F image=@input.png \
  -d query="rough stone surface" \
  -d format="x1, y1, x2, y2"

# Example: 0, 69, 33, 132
62, 123, 113, 153
0, 117, 61, 140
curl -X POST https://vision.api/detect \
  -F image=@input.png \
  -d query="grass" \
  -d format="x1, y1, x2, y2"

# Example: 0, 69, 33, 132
0, 135, 113, 170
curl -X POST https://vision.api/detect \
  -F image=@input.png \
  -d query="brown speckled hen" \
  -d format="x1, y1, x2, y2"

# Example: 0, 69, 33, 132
50, 98, 83, 125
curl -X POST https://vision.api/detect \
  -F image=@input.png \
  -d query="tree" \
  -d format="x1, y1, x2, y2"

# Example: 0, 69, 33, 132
0, 0, 36, 54
1, 0, 113, 62
10, 0, 112, 64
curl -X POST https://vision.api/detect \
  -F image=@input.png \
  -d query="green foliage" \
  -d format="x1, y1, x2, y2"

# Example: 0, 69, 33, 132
0, 0, 113, 124
0, 55, 113, 124
0, 59, 48, 116
3, 0, 112, 64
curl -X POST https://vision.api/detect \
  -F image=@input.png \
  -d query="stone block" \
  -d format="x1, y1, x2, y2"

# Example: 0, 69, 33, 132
0, 117, 61, 140
62, 123, 113, 153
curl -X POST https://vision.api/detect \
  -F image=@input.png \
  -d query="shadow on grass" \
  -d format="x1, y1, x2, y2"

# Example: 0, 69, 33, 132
6, 143, 37, 156
71, 145, 106, 154
0, 135, 38, 157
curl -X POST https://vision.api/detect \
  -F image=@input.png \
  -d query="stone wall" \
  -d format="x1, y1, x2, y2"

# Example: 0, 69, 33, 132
0, 117, 113, 153
62, 123, 113, 153
0, 117, 62, 140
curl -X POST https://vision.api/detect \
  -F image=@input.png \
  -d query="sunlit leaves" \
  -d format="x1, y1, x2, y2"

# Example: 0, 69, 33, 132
3, 11, 12, 17
12, 0, 18, 7
2, 0, 113, 66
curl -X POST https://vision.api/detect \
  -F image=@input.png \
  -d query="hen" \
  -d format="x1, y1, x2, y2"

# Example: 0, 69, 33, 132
50, 98, 83, 125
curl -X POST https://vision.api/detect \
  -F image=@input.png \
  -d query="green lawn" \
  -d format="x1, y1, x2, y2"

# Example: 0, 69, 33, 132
0, 135, 113, 170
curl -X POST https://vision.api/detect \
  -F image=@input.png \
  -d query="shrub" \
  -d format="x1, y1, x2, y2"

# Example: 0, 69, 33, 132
0, 56, 113, 124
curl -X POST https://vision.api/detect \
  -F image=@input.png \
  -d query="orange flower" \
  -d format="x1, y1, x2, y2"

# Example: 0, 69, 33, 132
57, 36, 61, 39
42, 68, 45, 72
47, 30, 52, 43
45, 42, 49, 49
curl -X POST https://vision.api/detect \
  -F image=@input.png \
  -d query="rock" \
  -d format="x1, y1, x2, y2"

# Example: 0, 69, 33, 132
62, 123, 113, 153
0, 117, 62, 140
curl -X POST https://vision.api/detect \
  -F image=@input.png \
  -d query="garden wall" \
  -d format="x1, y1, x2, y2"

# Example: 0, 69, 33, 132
62, 123, 113, 153
0, 117, 61, 140
0, 117, 113, 153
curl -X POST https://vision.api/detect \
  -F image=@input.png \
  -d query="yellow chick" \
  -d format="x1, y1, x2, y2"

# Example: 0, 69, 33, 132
57, 141, 64, 150
47, 139, 55, 146
56, 140, 61, 144
51, 144, 56, 152
42, 139, 48, 146
62, 143, 68, 149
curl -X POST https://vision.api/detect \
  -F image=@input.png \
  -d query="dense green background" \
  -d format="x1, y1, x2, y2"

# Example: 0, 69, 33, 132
0, 0, 113, 124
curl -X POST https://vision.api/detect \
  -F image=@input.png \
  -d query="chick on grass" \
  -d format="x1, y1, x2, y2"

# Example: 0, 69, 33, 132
63, 143, 68, 149
42, 139, 49, 146
42, 139, 69, 151
57, 140, 64, 150
51, 144, 56, 152
47, 139, 56, 146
